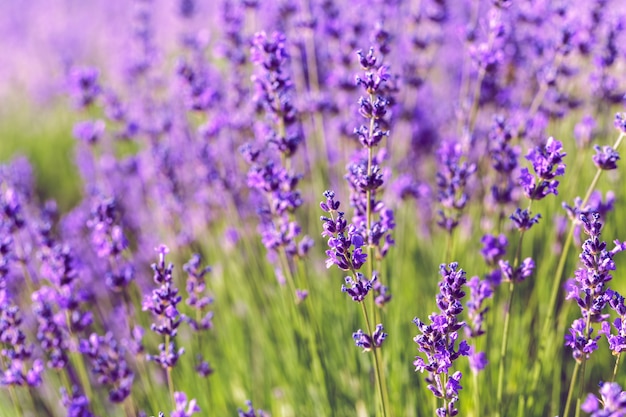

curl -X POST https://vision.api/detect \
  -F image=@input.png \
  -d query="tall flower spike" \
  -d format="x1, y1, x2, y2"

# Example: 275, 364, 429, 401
519, 137, 567, 200
564, 213, 626, 362
413, 263, 470, 416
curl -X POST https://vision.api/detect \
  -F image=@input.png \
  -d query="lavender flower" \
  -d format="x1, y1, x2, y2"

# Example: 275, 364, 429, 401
564, 213, 626, 362
61, 386, 94, 417
581, 381, 626, 416
79, 332, 134, 403
592, 145, 620, 171
171, 391, 200, 417
320, 190, 367, 271
519, 137, 566, 200
144, 245, 185, 370
238, 400, 268, 417
353, 324, 387, 351
413, 263, 470, 416
599, 289, 626, 355
435, 140, 477, 233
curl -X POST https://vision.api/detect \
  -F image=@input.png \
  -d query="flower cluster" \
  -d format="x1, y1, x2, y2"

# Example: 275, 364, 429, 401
79, 332, 134, 402
413, 263, 470, 416
519, 137, 567, 201
581, 381, 626, 416
435, 140, 477, 233
564, 213, 626, 362
143, 245, 184, 367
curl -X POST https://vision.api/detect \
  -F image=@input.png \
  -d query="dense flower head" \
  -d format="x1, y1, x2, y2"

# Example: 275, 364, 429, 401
79, 332, 134, 403
238, 400, 268, 417
73, 120, 106, 145
519, 137, 566, 200
488, 115, 520, 205
498, 257, 535, 283
0, 290, 43, 387
600, 289, 626, 355
581, 381, 626, 416
320, 191, 367, 271
32, 287, 69, 369
435, 140, 477, 232
61, 385, 94, 417
510, 208, 541, 231
615, 113, 626, 134
68, 66, 101, 108
342, 272, 376, 302
143, 245, 182, 337
465, 276, 493, 338
480, 234, 508, 266
171, 391, 200, 417
565, 213, 626, 362
352, 324, 387, 351
413, 263, 470, 416
592, 145, 620, 170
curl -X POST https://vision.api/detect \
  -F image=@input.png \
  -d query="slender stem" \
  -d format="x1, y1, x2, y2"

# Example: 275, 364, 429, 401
8, 385, 23, 417
359, 301, 388, 417
165, 334, 175, 410
612, 353, 622, 382
473, 371, 481, 416
495, 281, 516, 416
563, 362, 580, 417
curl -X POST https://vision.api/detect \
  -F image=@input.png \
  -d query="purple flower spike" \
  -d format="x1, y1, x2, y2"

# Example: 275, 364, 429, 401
615, 113, 626, 133
171, 391, 200, 417
238, 400, 268, 417
581, 381, 626, 416
592, 145, 620, 170
565, 213, 625, 362
353, 324, 387, 352
342, 272, 376, 302
510, 208, 541, 231
520, 137, 566, 200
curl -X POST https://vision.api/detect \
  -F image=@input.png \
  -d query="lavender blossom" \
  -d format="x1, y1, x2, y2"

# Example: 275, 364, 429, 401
435, 140, 477, 233
61, 386, 94, 417
592, 145, 620, 171
519, 137, 566, 200
564, 213, 626, 362
171, 391, 200, 417
581, 381, 626, 416
413, 263, 470, 416
238, 400, 268, 417
79, 332, 134, 403
353, 324, 387, 352
599, 289, 626, 355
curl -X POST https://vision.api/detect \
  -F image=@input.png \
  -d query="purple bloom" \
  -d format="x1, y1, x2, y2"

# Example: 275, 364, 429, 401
79, 332, 134, 403
581, 381, 626, 416
520, 137, 566, 200
353, 324, 387, 352
342, 272, 376, 302
68, 66, 101, 108
615, 113, 626, 134
413, 263, 470, 416
480, 234, 508, 267
592, 145, 620, 170
565, 213, 626, 362
435, 140, 477, 232
73, 120, 106, 145
61, 386, 94, 417
238, 400, 268, 417
510, 208, 541, 231
171, 391, 200, 417
498, 258, 535, 283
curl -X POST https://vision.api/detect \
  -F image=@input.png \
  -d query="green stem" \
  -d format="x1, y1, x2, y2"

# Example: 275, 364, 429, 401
8, 385, 23, 417
359, 301, 388, 417
495, 281, 516, 417
165, 334, 175, 410
563, 361, 580, 417
612, 353, 622, 382
473, 371, 481, 417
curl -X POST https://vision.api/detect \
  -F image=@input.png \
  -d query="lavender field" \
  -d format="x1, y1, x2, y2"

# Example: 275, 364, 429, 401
1, 1, 626, 416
